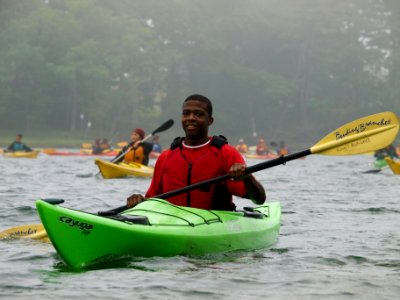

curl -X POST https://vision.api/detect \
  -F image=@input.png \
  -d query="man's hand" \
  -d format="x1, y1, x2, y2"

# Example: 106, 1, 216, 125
127, 194, 145, 208
228, 163, 248, 181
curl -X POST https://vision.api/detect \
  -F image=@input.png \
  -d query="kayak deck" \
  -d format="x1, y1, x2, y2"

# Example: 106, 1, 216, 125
94, 158, 154, 178
3, 150, 40, 158
36, 198, 281, 269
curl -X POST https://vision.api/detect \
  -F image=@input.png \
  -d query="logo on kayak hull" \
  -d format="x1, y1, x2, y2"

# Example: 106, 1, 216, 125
59, 216, 93, 235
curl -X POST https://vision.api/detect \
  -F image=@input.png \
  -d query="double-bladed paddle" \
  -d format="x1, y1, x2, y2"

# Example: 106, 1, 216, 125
1, 111, 398, 238
98, 111, 399, 215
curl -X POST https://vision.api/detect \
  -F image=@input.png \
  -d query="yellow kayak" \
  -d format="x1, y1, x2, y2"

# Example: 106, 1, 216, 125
245, 153, 279, 159
95, 158, 154, 179
3, 150, 40, 158
384, 157, 400, 175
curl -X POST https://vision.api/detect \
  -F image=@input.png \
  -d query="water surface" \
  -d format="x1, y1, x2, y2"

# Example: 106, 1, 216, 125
0, 153, 399, 299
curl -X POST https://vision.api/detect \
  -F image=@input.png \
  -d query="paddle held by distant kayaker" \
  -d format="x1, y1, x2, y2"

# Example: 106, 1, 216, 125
127, 94, 266, 210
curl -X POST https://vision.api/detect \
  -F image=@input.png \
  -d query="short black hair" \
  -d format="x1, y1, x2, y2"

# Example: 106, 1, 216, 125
184, 94, 213, 117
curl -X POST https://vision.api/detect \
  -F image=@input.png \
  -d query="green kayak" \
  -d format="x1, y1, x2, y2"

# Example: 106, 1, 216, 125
36, 198, 281, 269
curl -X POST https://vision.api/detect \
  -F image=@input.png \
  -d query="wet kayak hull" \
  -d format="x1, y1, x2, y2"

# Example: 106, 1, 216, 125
36, 198, 281, 269
3, 151, 40, 158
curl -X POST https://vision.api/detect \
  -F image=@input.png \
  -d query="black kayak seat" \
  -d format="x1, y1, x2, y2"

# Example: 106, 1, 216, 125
42, 198, 65, 205
238, 207, 265, 219
107, 214, 150, 225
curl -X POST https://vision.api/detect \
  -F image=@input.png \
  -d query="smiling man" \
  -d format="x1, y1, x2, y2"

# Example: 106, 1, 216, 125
126, 94, 266, 210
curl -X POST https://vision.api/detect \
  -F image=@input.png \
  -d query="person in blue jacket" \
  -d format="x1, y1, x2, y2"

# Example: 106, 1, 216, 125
6, 134, 33, 152
151, 135, 162, 153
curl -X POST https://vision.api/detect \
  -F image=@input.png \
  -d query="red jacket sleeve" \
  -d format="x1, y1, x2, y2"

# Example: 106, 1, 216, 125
145, 150, 170, 198
221, 144, 248, 198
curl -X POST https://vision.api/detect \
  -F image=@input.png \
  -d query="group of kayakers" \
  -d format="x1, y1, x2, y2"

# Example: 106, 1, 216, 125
3, 129, 163, 163
236, 137, 289, 156
1, 94, 286, 212
7, 94, 400, 216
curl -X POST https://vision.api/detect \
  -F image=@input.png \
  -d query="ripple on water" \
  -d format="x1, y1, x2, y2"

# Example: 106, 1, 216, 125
351, 207, 400, 214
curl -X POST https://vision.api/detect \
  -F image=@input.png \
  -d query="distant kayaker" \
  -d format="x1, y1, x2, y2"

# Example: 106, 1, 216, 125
235, 138, 248, 154
278, 141, 289, 156
126, 94, 266, 210
151, 135, 162, 153
269, 141, 279, 154
5, 134, 33, 152
91, 138, 103, 154
374, 144, 398, 160
256, 138, 269, 155
92, 138, 112, 154
113, 128, 153, 165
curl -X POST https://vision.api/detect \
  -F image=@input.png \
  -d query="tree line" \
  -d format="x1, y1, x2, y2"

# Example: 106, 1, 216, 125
0, 0, 399, 148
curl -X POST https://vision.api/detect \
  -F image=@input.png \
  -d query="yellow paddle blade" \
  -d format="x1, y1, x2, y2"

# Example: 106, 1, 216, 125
117, 141, 129, 147
311, 111, 399, 155
82, 143, 92, 148
21, 231, 50, 243
42, 148, 57, 154
80, 149, 92, 154
0, 224, 47, 241
384, 157, 400, 175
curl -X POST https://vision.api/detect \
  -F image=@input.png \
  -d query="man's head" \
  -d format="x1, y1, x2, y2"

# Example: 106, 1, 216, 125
182, 94, 214, 143
183, 94, 213, 118
16, 134, 23, 142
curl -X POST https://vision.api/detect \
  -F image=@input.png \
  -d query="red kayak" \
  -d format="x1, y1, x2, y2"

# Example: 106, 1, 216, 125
43, 148, 161, 159
245, 153, 279, 159
42, 149, 119, 157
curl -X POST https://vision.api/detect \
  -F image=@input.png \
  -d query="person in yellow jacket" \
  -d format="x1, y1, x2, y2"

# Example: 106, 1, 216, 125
235, 138, 248, 154
114, 128, 153, 165
278, 141, 289, 156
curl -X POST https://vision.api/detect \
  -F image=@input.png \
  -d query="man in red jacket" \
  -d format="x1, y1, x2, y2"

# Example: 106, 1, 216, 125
127, 94, 266, 210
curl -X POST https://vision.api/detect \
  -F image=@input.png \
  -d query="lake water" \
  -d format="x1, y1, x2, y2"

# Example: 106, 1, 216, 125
0, 152, 399, 299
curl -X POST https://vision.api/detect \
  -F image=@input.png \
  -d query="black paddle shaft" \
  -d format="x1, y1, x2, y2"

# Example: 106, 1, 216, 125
157, 149, 311, 199
97, 149, 311, 216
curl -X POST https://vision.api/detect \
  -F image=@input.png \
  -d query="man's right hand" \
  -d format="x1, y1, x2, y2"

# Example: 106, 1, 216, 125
127, 194, 145, 208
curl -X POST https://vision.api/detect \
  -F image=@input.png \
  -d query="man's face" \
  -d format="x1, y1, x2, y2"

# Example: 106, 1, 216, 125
181, 100, 213, 139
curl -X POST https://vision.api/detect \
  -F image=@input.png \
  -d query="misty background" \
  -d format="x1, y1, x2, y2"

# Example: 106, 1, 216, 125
0, 0, 399, 149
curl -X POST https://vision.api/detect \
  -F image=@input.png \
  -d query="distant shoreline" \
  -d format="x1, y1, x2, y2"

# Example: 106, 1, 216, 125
0, 130, 103, 149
